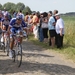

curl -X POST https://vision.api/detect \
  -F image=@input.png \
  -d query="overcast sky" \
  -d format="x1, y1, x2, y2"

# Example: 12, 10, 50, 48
1, 0, 75, 14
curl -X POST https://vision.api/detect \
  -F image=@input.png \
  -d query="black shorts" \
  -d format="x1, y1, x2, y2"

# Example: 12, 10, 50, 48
49, 30, 56, 37
42, 28, 48, 38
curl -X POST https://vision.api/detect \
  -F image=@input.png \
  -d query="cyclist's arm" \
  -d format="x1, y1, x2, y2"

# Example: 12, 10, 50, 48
0, 19, 4, 30
0, 21, 3, 29
7, 18, 14, 34
22, 20, 27, 32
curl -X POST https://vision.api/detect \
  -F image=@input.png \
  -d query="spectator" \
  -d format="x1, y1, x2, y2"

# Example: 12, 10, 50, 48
24, 12, 29, 23
28, 15, 33, 33
38, 11, 44, 42
12, 11, 17, 18
49, 10, 58, 46
48, 11, 56, 48
41, 12, 48, 43
53, 10, 58, 45
55, 13, 64, 48
17, 10, 24, 20
32, 12, 39, 39
24, 12, 30, 36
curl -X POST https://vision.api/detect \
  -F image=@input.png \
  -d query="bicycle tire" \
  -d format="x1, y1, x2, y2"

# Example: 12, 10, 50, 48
16, 43, 22, 67
1, 43, 5, 53
3, 46, 5, 53
12, 50, 15, 62
6, 39, 10, 56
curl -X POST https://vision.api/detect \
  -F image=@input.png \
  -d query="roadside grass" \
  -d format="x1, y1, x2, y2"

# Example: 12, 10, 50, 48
29, 35, 75, 62
28, 35, 50, 49
28, 16, 75, 62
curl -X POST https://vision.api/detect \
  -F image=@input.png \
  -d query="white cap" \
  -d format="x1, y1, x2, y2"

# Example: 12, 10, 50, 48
55, 13, 60, 16
40, 11, 43, 14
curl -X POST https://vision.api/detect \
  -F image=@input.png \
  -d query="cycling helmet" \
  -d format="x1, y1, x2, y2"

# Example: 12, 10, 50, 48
16, 15, 23, 20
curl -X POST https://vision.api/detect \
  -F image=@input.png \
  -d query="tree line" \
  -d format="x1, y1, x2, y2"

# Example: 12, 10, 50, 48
0, 2, 32, 15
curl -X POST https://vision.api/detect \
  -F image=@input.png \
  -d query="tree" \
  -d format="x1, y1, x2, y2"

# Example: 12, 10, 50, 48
3, 2, 15, 11
0, 4, 2, 10
16, 2, 25, 11
23, 6, 32, 15
1, 2, 32, 15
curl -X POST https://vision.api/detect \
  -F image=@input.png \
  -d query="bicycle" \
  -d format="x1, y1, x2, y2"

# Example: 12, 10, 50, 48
12, 33, 23, 67
4, 31, 10, 56
0, 32, 5, 52
0, 31, 10, 55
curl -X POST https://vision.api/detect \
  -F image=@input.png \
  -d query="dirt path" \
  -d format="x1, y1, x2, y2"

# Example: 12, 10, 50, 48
0, 41, 75, 75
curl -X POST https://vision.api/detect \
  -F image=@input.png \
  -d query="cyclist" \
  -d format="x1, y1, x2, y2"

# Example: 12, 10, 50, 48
1, 13, 10, 46
0, 11, 3, 45
0, 11, 3, 31
8, 15, 27, 58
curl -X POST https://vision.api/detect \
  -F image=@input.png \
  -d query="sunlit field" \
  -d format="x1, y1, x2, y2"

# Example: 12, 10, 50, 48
62, 16, 75, 46
61, 16, 75, 61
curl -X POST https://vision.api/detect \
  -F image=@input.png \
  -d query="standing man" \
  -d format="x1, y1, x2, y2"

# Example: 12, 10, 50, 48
55, 13, 64, 48
17, 10, 24, 20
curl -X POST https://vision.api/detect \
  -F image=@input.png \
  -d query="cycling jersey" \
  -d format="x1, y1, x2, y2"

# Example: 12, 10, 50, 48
2, 18, 10, 31
0, 18, 3, 33
9, 18, 27, 28
9, 18, 27, 38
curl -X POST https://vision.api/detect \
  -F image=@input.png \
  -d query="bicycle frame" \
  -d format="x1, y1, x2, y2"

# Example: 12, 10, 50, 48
4, 32, 10, 55
12, 33, 23, 67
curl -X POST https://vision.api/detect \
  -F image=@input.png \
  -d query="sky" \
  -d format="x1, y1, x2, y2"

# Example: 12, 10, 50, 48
0, 0, 75, 14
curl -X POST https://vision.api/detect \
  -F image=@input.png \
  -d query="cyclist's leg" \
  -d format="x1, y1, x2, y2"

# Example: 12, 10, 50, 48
16, 28, 23, 44
1, 25, 6, 44
3, 25, 9, 47
10, 27, 16, 50
9, 27, 15, 58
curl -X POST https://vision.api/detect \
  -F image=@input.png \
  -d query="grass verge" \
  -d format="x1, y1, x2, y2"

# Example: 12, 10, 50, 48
28, 35, 75, 62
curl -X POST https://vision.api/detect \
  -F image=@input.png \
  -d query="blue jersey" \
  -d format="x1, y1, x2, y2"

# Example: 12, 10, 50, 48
2, 18, 10, 26
9, 18, 27, 28
0, 18, 3, 22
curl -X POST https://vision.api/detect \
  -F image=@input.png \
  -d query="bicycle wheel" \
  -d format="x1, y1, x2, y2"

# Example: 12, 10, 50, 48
0, 35, 5, 52
12, 50, 15, 62
5, 38, 10, 56
1, 42, 5, 52
16, 43, 22, 67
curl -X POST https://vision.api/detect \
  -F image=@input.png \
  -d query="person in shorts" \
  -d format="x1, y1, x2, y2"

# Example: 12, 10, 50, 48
48, 11, 56, 48
8, 15, 27, 58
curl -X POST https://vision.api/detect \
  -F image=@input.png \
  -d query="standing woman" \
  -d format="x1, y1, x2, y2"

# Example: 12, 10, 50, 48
41, 12, 48, 43
38, 12, 44, 42
48, 11, 56, 48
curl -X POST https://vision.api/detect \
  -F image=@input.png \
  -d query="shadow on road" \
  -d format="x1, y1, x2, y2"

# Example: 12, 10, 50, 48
0, 41, 75, 75
0, 59, 75, 75
23, 52, 54, 58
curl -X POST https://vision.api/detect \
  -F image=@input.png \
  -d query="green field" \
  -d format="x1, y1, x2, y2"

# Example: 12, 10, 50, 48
29, 16, 75, 62
62, 16, 75, 46
61, 16, 75, 62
